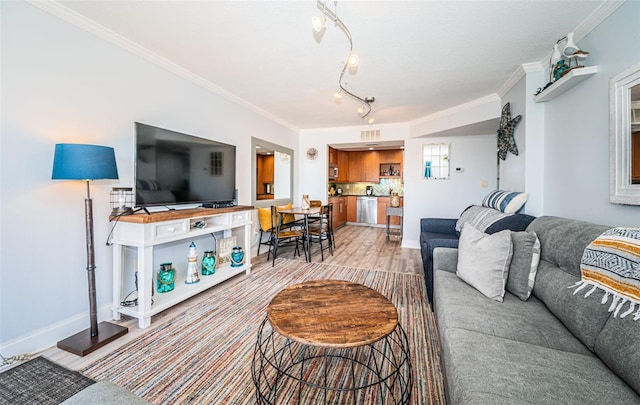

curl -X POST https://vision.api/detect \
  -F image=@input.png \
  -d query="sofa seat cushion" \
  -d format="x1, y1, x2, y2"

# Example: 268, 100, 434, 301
440, 328, 640, 405
434, 270, 592, 355
61, 381, 152, 404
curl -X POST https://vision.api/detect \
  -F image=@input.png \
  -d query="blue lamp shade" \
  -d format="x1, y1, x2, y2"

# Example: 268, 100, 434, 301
52, 144, 119, 180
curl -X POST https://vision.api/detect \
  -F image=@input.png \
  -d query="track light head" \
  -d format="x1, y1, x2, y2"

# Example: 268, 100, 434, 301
312, 15, 326, 32
348, 53, 359, 67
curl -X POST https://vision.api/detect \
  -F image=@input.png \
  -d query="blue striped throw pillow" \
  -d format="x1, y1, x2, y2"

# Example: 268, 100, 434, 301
482, 190, 528, 214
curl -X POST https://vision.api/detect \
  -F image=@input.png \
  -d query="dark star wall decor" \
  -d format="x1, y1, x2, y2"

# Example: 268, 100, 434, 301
497, 102, 522, 160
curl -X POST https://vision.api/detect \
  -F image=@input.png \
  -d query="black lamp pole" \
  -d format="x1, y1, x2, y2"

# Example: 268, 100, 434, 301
84, 181, 98, 337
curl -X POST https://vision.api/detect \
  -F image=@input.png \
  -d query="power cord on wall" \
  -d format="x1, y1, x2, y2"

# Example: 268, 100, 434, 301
1, 353, 34, 366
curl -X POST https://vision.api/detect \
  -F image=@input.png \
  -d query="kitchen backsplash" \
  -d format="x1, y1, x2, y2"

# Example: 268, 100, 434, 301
330, 178, 403, 196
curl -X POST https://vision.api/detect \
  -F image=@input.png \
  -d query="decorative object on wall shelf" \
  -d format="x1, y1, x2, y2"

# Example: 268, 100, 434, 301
535, 31, 593, 101
534, 65, 598, 103
497, 103, 522, 161
51, 143, 128, 356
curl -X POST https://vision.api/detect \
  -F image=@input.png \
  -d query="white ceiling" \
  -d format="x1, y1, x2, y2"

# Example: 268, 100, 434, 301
53, 0, 608, 130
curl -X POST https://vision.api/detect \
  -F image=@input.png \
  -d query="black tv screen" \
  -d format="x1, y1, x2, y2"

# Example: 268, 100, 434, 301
135, 122, 236, 208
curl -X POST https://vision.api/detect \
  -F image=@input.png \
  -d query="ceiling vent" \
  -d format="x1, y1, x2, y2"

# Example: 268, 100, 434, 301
360, 129, 380, 142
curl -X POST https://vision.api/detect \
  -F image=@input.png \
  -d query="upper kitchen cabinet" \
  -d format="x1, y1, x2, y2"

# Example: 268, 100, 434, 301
336, 148, 403, 182
336, 150, 349, 182
348, 151, 378, 182
347, 151, 364, 182
378, 150, 403, 179
362, 151, 380, 182
258, 154, 274, 183
328, 146, 337, 165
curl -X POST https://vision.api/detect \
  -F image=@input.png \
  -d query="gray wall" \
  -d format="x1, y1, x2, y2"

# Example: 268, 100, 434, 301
540, 0, 640, 226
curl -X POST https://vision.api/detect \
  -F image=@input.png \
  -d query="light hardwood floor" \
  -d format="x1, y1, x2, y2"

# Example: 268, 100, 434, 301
38, 224, 423, 371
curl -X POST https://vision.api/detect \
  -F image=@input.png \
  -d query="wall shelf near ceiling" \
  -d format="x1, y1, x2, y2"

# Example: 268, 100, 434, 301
534, 65, 598, 103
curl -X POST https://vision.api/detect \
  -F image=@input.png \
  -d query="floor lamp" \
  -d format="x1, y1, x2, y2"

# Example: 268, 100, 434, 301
52, 143, 128, 356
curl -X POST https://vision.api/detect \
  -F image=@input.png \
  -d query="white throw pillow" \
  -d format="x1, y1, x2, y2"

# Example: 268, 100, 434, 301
456, 223, 513, 302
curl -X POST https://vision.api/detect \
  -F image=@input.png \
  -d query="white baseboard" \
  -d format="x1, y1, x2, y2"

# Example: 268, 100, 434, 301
401, 238, 420, 250
0, 304, 113, 358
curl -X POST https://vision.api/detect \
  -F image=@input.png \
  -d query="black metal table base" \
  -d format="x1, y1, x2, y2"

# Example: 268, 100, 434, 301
251, 317, 412, 404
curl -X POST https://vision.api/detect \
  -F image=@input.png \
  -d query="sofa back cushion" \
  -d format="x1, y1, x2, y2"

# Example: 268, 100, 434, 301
455, 205, 535, 235
527, 216, 611, 351
595, 315, 640, 395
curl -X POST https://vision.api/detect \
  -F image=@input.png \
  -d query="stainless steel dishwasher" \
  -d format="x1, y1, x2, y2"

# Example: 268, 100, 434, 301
356, 197, 378, 224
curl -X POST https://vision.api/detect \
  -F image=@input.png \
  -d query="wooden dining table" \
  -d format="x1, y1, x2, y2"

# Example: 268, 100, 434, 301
277, 206, 321, 262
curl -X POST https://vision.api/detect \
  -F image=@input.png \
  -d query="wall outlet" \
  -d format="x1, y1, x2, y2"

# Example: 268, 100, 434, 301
480, 180, 489, 188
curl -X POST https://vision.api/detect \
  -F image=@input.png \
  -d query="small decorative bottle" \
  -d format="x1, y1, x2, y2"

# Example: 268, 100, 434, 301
231, 246, 245, 267
202, 250, 216, 276
157, 262, 175, 293
301, 194, 310, 210
185, 242, 200, 284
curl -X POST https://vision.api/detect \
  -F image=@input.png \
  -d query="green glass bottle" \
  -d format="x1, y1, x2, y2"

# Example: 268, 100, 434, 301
202, 251, 216, 276
157, 262, 175, 293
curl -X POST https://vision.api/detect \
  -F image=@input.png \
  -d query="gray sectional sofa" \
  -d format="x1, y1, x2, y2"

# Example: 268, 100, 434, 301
432, 216, 640, 404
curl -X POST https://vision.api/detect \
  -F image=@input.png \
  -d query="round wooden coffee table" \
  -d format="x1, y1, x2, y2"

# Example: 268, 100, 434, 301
252, 279, 412, 404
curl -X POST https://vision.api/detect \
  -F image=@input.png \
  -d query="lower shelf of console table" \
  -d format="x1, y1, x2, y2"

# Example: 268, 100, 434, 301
110, 206, 253, 329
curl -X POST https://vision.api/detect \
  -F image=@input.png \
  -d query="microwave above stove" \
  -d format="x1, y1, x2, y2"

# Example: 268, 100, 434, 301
329, 165, 338, 180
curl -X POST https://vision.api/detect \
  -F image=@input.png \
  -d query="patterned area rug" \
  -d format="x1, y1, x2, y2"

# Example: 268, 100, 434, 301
83, 259, 445, 404
0, 356, 95, 404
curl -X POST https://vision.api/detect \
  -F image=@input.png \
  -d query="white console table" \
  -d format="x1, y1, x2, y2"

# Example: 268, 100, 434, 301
110, 206, 253, 328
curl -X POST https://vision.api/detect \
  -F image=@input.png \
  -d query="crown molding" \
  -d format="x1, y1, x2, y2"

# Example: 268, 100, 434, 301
25, 0, 300, 132
409, 94, 500, 126
497, 62, 544, 98
573, 0, 625, 42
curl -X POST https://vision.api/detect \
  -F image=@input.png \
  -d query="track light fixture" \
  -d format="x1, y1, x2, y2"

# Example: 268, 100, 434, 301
313, 1, 375, 120
312, 15, 326, 32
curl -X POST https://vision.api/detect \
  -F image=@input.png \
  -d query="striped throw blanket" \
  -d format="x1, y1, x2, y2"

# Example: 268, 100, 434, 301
572, 228, 640, 321
455, 205, 511, 233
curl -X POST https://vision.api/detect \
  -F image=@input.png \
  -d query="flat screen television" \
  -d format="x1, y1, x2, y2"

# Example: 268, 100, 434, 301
135, 122, 236, 208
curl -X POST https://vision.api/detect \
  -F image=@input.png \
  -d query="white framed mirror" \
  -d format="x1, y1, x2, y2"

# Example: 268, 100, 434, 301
422, 143, 450, 179
251, 137, 293, 207
610, 63, 640, 205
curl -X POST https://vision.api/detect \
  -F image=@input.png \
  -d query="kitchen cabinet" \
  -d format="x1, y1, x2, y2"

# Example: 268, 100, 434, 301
257, 154, 274, 183
347, 151, 379, 182
379, 150, 403, 179
347, 152, 363, 182
328, 147, 337, 165
362, 151, 380, 182
377, 197, 403, 225
336, 150, 349, 182
346, 196, 357, 222
330, 196, 347, 228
